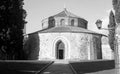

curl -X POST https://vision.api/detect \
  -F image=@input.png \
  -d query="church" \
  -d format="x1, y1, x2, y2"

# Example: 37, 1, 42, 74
25, 8, 104, 61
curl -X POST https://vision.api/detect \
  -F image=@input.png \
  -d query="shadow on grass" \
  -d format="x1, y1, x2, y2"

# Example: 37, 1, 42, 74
0, 60, 53, 74
0, 69, 36, 74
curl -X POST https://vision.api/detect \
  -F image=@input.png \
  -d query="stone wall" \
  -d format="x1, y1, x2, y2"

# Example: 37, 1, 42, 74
101, 37, 114, 60
38, 33, 101, 60
54, 17, 69, 26
41, 18, 49, 29
78, 18, 88, 29
92, 35, 102, 59
102, 44, 114, 59
41, 16, 88, 29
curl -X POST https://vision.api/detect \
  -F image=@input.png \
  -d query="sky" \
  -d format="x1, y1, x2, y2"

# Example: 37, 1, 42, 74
24, 0, 113, 35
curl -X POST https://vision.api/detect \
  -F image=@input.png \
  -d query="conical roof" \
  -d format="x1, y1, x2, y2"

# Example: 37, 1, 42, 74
53, 8, 80, 18
39, 26, 104, 35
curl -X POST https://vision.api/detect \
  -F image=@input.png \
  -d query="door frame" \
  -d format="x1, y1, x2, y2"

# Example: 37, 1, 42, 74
56, 40, 65, 59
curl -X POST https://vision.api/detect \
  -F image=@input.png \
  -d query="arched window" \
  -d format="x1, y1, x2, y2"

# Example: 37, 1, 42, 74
51, 19, 55, 27
52, 19, 55, 25
71, 19, 74, 26
42, 23, 44, 27
60, 19, 65, 26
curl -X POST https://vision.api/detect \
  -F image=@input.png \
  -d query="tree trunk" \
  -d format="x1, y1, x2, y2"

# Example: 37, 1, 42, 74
115, 24, 120, 74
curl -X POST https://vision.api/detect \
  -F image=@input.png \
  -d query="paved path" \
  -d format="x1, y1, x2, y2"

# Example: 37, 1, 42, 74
40, 61, 75, 74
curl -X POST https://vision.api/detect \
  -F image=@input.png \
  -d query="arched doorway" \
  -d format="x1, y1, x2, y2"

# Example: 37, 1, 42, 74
56, 40, 65, 59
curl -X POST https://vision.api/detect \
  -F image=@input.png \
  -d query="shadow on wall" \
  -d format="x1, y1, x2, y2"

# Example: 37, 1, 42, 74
23, 33, 40, 60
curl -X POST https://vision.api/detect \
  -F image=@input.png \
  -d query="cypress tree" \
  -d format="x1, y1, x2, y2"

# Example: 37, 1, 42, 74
108, 11, 116, 51
113, 0, 120, 23
0, 0, 27, 60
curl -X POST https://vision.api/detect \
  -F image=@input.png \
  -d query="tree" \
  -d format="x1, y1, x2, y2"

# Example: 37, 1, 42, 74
108, 11, 116, 51
113, 0, 120, 23
0, 0, 27, 60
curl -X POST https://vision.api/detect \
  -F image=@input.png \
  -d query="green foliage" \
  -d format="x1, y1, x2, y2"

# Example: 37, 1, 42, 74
113, 0, 118, 10
0, 0, 27, 60
23, 33, 40, 60
108, 11, 116, 51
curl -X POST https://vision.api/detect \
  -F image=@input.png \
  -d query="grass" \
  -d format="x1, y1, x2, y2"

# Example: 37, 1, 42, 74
0, 60, 116, 74
69, 60, 115, 74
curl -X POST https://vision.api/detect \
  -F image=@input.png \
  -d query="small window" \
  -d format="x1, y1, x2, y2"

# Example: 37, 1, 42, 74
60, 19, 65, 26
52, 19, 55, 25
42, 23, 44, 27
71, 19, 74, 26
51, 19, 55, 27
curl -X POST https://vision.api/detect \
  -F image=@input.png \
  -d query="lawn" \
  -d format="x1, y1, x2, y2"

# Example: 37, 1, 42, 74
69, 60, 115, 74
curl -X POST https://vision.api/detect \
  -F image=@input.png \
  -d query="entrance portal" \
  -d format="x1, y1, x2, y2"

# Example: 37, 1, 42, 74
56, 40, 65, 59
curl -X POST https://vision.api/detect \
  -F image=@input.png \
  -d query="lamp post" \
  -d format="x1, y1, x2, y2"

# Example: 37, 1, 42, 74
95, 19, 115, 30
95, 19, 115, 60
96, 19, 120, 73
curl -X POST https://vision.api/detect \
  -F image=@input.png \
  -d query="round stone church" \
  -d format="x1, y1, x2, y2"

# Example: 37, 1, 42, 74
27, 9, 104, 61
